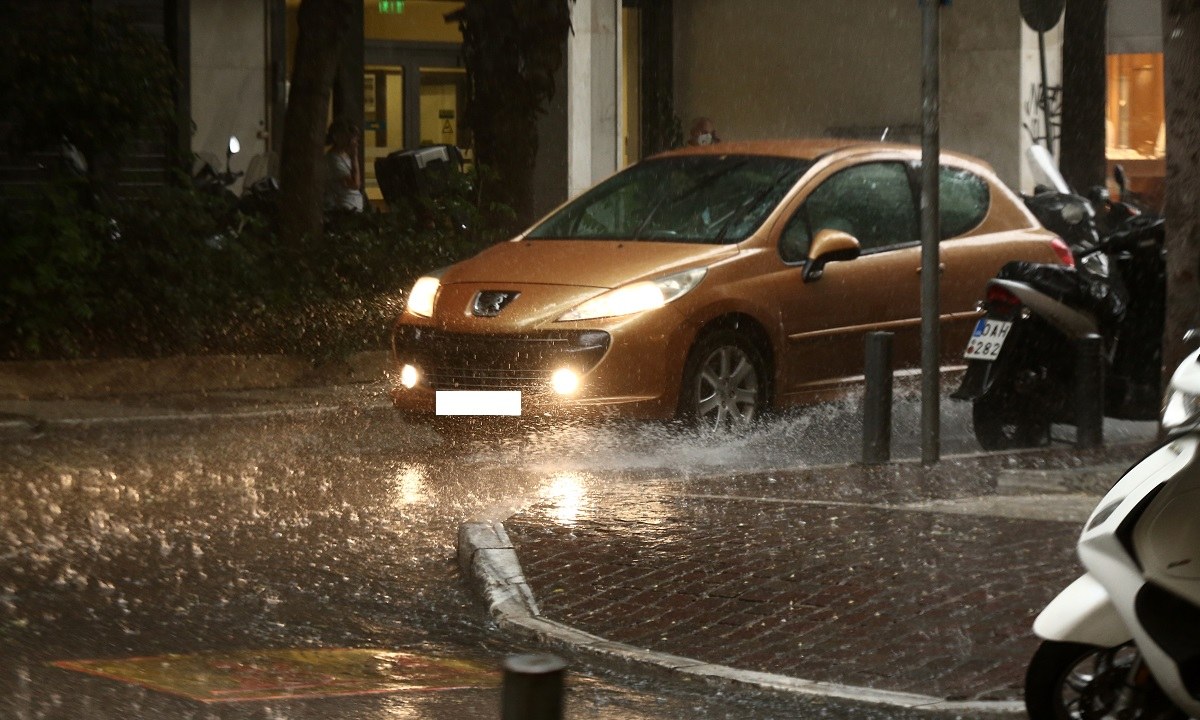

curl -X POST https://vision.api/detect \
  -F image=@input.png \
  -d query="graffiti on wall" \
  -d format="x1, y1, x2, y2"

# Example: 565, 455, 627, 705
1022, 81, 1062, 152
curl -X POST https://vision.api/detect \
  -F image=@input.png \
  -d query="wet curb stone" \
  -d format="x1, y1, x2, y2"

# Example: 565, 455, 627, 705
457, 520, 1026, 715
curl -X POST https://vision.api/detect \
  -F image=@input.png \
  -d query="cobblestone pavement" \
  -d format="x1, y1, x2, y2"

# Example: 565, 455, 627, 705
501, 457, 1138, 704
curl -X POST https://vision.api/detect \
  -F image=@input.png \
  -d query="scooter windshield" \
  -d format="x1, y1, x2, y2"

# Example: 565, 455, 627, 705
1027, 144, 1071, 194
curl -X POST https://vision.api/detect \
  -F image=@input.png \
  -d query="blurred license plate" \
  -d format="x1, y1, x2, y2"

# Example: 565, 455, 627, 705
435, 391, 521, 416
964, 319, 1012, 361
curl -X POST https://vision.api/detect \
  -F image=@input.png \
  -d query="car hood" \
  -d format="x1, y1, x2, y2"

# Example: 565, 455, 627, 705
441, 239, 738, 289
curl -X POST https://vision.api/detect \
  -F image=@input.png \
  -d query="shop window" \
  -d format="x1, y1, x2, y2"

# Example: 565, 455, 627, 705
1106, 53, 1165, 209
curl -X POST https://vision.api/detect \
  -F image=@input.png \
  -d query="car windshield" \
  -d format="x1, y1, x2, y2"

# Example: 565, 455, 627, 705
527, 155, 812, 243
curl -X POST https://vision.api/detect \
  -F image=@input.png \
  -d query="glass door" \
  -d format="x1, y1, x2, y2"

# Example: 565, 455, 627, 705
419, 67, 468, 163
363, 65, 404, 207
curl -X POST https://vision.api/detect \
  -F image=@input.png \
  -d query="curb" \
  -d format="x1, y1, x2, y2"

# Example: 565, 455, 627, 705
457, 520, 1025, 715
0, 351, 390, 400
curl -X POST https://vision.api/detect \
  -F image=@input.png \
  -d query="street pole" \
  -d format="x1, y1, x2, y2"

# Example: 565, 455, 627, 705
920, 0, 944, 466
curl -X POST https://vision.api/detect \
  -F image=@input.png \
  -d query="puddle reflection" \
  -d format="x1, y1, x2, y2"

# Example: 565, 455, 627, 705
541, 473, 588, 525
390, 464, 430, 507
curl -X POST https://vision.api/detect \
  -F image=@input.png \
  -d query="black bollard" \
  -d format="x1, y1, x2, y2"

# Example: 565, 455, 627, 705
863, 331, 894, 464
1075, 333, 1104, 448
501, 654, 566, 720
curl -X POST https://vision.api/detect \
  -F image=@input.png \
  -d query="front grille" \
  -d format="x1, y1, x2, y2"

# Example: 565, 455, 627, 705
393, 328, 611, 391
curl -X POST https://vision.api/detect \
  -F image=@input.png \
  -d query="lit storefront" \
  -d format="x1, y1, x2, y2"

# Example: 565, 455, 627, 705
1106, 0, 1164, 209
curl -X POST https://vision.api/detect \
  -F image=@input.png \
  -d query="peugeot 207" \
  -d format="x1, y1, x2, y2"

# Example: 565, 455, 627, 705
390, 139, 1069, 429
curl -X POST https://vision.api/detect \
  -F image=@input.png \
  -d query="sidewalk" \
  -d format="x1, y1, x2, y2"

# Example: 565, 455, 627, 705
459, 443, 1154, 715
0, 352, 392, 435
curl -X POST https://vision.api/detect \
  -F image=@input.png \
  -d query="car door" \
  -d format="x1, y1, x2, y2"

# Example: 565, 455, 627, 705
768, 160, 923, 402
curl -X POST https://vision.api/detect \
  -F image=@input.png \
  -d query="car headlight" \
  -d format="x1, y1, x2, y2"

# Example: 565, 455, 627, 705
557, 268, 707, 322
406, 276, 441, 318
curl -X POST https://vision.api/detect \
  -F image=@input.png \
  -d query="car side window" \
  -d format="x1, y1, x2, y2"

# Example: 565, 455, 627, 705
779, 210, 810, 264
801, 162, 918, 253
939, 166, 990, 238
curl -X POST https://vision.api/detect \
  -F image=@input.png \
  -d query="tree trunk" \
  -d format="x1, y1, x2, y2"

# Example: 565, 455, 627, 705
1161, 0, 1200, 375
1060, 0, 1108, 193
278, 0, 355, 247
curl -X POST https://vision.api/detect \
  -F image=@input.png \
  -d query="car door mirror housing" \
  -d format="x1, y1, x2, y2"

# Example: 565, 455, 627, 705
804, 229, 861, 282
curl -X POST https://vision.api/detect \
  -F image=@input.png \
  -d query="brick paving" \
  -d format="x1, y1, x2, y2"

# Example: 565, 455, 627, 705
504, 477, 1085, 703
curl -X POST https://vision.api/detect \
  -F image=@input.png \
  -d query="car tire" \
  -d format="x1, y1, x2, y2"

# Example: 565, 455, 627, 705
678, 329, 767, 431
1024, 641, 1180, 720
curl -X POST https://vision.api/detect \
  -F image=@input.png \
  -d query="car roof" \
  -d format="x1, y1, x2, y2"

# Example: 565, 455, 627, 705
654, 138, 994, 171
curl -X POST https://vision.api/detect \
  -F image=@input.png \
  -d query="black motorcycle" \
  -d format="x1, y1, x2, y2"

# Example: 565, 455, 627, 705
951, 148, 1165, 450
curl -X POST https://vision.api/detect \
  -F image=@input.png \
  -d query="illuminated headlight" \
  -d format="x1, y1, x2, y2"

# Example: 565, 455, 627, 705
400, 364, 420, 389
550, 368, 581, 395
406, 276, 441, 318
557, 268, 707, 322
1162, 387, 1200, 433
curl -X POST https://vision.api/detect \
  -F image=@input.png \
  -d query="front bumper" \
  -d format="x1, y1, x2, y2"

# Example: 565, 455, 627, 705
389, 309, 694, 419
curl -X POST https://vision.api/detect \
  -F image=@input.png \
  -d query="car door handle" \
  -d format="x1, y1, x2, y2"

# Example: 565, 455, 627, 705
916, 263, 946, 274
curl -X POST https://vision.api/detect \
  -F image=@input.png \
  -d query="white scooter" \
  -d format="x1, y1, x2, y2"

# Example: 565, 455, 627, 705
1026, 344, 1200, 719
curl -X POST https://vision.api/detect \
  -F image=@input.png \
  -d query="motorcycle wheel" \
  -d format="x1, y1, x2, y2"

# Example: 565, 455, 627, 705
1025, 640, 1183, 720
972, 388, 1051, 450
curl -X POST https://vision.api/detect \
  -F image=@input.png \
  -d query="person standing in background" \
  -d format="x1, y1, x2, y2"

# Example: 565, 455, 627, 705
324, 119, 364, 212
687, 117, 721, 147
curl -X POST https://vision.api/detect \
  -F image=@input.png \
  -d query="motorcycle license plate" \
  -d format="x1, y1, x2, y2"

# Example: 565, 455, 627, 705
964, 319, 1012, 361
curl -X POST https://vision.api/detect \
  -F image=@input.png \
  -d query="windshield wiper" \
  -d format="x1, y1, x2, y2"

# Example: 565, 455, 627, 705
712, 166, 804, 243
631, 159, 751, 240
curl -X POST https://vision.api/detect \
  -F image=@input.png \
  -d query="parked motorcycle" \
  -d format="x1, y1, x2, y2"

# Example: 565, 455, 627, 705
951, 146, 1165, 449
192, 135, 244, 199
1024, 343, 1200, 720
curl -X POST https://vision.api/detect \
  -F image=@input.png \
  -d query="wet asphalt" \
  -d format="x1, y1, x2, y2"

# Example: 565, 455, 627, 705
0, 382, 1158, 719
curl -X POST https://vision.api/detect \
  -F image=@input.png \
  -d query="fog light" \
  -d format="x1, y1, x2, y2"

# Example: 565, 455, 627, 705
400, 364, 420, 389
550, 368, 581, 395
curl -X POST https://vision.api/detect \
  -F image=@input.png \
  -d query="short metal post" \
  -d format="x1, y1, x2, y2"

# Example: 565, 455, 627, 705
501, 654, 566, 720
1075, 333, 1104, 448
863, 331, 894, 464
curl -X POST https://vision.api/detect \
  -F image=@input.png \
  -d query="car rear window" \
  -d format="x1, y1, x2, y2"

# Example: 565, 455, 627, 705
527, 155, 812, 243
940, 166, 990, 238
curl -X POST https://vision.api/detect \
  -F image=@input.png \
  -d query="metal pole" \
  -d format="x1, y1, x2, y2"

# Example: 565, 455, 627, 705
920, 0, 943, 466
863, 332, 894, 464
501, 654, 566, 720
1075, 333, 1104, 448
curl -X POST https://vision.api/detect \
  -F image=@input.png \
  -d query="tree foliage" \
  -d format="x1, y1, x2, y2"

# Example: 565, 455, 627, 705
0, 5, 180, 191
448, 0, 574, 228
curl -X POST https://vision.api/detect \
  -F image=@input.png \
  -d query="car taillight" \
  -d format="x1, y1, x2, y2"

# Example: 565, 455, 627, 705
1050, 237, 1075, 268
986, 284, 1021, 315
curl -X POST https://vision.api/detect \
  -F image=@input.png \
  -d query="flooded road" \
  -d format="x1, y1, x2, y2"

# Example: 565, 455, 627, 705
0, 383, 1156, 718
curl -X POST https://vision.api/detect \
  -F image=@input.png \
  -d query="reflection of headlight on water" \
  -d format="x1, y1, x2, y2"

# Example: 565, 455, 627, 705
391, 464, 429, 506
542, 473, 587, 525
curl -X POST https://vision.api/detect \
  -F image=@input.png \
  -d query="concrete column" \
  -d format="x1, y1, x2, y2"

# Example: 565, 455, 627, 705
567, 0, 622, 197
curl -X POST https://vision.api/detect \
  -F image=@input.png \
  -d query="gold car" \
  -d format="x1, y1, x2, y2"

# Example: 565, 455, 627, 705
391, 140, 1070, 427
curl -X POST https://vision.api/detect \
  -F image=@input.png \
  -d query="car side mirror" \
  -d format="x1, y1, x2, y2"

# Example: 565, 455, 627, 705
804, 229, 861, 282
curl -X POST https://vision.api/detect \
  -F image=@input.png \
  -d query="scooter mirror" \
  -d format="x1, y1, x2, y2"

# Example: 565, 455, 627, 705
228, 136, 241, 156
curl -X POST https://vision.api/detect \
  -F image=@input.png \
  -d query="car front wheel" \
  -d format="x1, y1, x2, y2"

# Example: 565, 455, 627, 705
678, 329, 767, 431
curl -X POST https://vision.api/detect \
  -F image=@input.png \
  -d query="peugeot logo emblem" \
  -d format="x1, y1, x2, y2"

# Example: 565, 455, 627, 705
472, 290, 520, 317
